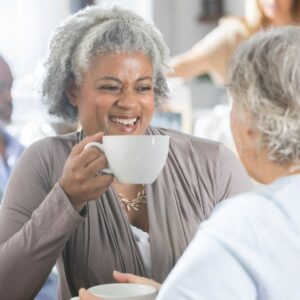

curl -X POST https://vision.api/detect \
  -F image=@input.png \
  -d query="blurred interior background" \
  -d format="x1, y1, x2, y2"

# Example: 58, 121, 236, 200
0, 0, 245, 146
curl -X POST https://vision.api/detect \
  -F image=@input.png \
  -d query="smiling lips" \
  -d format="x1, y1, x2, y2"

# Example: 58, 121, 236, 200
109, 116, 139, 132
111, 117, 137, 125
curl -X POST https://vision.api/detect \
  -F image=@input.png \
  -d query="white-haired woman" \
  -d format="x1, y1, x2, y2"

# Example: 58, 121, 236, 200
0, 6, 251, 300
86, 26, 300, 300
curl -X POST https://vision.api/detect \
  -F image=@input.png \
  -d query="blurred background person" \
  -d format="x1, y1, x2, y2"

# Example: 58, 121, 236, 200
0, 54, 58, 300
170, 0, 300, 83
170, 0, 300, 151
0, 55, 24, 202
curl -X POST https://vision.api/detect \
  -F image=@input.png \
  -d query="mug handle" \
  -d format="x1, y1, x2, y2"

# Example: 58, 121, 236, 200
84, 142, 113, 175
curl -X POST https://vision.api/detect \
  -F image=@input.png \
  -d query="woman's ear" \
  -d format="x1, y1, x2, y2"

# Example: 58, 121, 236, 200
65, 76, 79, 107
246, 126, 260, 145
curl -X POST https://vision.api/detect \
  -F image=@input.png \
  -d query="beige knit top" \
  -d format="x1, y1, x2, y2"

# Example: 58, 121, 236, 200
0, 127, 252, 299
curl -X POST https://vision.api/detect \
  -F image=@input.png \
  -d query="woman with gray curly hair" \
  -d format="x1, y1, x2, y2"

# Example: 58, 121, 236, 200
98, 26, 300, 300
0, 5, 252, 300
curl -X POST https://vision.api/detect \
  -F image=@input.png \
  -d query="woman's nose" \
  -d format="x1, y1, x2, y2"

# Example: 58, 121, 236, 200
117, 90, 138, 108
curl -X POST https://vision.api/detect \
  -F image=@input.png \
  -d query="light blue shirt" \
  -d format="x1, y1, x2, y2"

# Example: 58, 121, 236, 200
158, 175, 300, 300
0, 127, 24, 201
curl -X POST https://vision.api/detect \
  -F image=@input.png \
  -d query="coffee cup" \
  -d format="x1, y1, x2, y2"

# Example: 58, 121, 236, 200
84, 135, 169, 184
87, 283, 157, 300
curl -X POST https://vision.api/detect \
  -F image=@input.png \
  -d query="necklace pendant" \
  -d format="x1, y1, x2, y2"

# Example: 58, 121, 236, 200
118, 186, 146, 213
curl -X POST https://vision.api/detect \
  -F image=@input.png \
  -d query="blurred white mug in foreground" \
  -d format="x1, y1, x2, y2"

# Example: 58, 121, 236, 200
84, 135, 169, 184
87, 283, 157, 300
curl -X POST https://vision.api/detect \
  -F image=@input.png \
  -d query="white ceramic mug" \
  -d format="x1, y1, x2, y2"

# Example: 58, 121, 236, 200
87, 283, 157, 300
84, 135, 169, 184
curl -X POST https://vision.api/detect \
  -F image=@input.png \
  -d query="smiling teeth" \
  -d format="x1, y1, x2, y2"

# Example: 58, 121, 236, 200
111, 117, 137, 125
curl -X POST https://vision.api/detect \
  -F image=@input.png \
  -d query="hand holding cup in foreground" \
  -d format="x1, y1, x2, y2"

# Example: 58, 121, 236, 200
79, 288, 100, 300
60, 132, 113, 212
112, 270, 161, 290
78, 271, 161, 300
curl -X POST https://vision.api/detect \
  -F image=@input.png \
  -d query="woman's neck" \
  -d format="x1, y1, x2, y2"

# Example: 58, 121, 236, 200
269, 15, 294, 27
250, 149, 300, 184
255, 160, 300, 184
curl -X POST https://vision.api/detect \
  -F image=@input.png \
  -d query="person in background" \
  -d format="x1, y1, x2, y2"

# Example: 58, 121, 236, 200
0, 6, 252, 299
80, 25, 300, 300
170, 0, 300, 84
174, 0, 300, 156
0, 55, 24, 201
0, 54, 58, 300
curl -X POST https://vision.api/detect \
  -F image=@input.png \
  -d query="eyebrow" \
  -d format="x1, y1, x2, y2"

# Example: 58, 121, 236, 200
136, 76, 153, 82
98, 76, 122, 83
98, 76, 153, 83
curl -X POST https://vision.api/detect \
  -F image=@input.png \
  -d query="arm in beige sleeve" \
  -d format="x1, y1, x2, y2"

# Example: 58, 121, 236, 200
169, 20, 244, 81
0, 139, 84, 299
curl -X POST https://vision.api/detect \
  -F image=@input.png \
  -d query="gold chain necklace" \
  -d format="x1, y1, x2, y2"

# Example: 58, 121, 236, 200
118, 185, 146, 212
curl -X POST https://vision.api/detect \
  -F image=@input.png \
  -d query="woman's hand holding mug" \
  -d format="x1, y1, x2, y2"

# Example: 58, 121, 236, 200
60, 132, 113, 212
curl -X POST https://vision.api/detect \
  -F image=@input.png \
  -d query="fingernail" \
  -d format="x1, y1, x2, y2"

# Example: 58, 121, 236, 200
79, 288, 85, 295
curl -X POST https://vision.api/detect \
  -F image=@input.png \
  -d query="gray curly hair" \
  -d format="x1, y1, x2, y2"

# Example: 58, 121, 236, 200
227, 26, 300, 165
42, 5, 170, 122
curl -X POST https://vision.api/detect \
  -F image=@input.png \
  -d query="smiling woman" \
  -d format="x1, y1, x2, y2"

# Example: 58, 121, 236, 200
66, 52, 155, 136
0, 5, 252, 300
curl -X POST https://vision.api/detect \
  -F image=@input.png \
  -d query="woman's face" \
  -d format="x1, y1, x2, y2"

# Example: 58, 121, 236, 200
259, 0, 294, 24
69, 52, 155, 136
